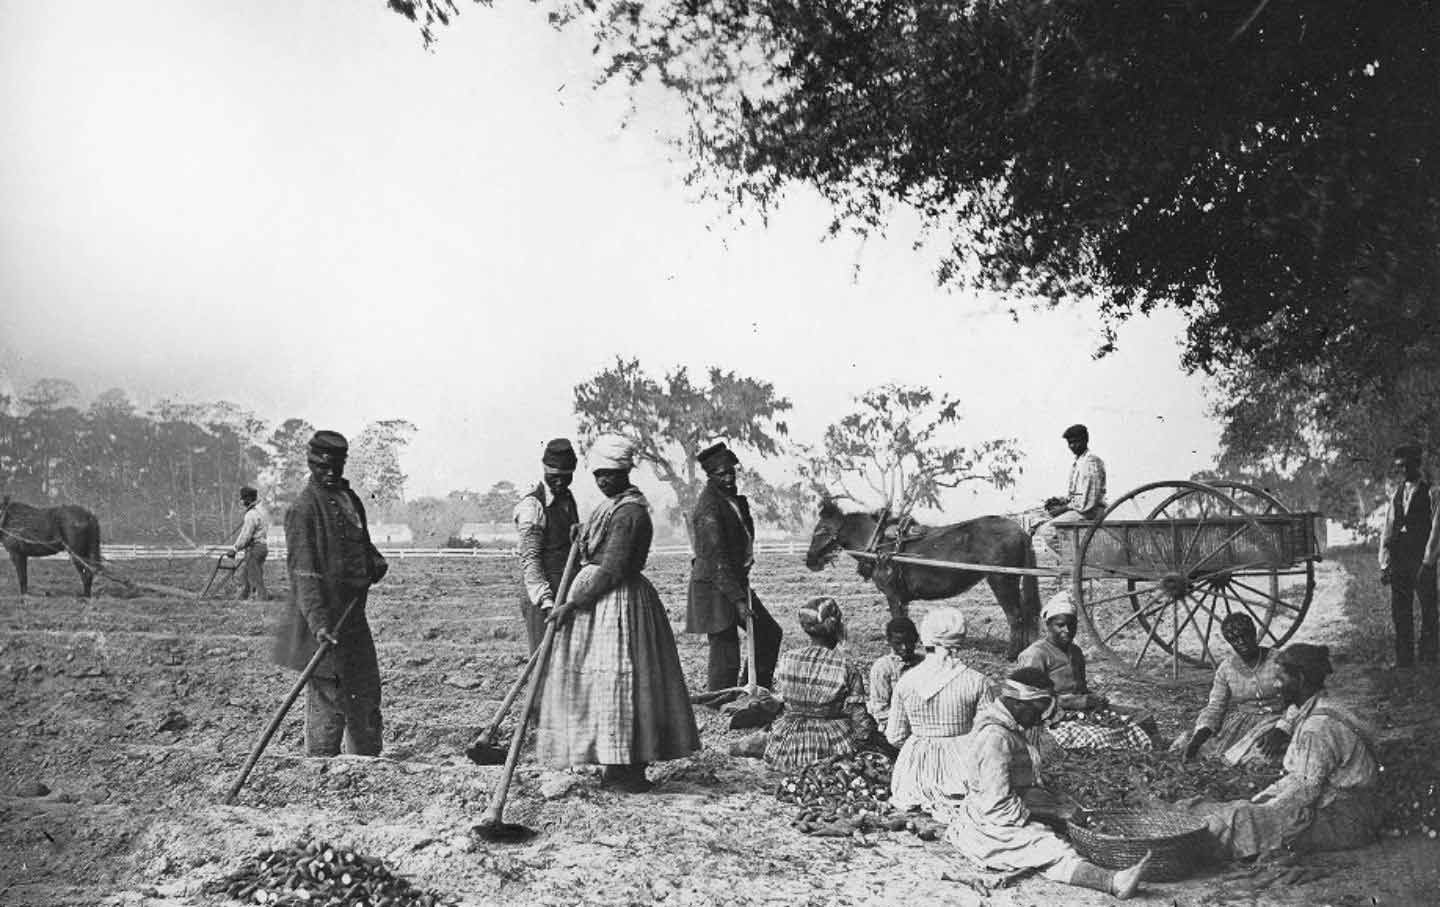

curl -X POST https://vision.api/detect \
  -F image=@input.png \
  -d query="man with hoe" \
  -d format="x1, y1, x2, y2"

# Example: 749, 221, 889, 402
685, 441, 782, 692
273, 430, 389, 756
1379, 442, 1440, 668
512, 438, 580, 652
227, 485, 270, 601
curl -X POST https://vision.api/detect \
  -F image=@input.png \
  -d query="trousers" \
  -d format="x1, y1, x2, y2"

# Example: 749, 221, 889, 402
239, 543, 268, 600
1388, 559, 1439, 666
706, 592, 782, 691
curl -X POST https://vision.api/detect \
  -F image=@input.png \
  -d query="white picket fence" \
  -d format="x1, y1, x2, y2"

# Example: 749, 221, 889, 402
99, 541, 807, 561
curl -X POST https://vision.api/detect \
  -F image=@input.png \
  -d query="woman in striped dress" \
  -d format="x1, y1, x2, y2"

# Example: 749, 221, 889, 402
764, 598, 876, 770
538, 435, 700, 793
887, 607, 996, 812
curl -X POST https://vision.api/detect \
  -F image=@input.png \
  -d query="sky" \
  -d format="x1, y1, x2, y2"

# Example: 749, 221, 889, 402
0, 1, 1223, 519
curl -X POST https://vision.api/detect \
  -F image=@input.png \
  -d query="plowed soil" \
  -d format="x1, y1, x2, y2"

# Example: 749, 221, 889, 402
1, 547, 1436, 906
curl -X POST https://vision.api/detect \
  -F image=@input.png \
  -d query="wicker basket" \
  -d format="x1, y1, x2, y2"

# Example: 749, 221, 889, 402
1067, 808, 1211, 882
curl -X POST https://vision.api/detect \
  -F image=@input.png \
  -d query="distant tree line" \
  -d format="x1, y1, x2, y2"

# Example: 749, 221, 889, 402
0, 380, 416, 544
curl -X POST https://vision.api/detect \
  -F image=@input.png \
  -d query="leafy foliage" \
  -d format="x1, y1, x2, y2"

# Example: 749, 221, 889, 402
399, 1, 1440, 395
803, 383, 1021, 514
349, 419, 419, 507
572, 356, 791, 534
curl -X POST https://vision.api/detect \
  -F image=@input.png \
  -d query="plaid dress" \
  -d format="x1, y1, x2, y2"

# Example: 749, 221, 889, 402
765, 646, 875, 771
537, 487, 700, 767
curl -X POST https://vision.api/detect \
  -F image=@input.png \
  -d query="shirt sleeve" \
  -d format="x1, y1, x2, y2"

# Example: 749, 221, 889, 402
284, 500, 330, 636
885, 685, 912, 747
513, 496, 552, 607
1380, 494, 1395, 570
868, 658, 894, 725
1264, 723, 1334, 808
845, 663, 877, 747
566, 504, 647, 607
970, 734, 1030, 826
1196, 660, 1234, 732
1068, 455, 1106, 514
232, 509, 261, 551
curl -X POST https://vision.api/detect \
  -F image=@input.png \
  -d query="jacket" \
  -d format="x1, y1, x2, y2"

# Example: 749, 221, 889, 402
272, 478, 388, 671
685, 480, 755, 634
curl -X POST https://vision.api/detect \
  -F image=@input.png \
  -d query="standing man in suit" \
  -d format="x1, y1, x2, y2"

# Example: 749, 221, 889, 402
1379, 443, 1440, 668
685, 442, 782, 691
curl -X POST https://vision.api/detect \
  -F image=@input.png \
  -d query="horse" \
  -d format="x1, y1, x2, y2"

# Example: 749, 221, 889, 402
805, 500, 1041, 659
0, 495, 103, 597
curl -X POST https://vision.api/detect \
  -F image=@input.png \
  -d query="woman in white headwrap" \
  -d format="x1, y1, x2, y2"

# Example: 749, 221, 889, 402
947, 668, 1152, 899
538, 435, 701, 792
886, 607, 996, 812
1016, 590, 1152, 751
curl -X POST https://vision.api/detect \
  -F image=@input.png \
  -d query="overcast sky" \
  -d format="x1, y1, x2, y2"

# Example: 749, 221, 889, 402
0, 1, 1221, 517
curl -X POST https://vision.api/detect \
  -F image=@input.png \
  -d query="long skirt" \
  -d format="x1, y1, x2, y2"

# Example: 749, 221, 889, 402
946, 800, 1079, 874
764, 714, 855, 771
537, 573, 700, 767
1186, 788, 1380, 860
890, 735, 972, 812
1171, 709, 1281, 765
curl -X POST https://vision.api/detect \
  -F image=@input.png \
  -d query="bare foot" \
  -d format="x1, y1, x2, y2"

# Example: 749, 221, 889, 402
1112, 849, 1153, 899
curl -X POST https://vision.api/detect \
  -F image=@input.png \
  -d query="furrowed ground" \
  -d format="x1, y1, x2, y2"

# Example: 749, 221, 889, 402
1, 546, 1436, 906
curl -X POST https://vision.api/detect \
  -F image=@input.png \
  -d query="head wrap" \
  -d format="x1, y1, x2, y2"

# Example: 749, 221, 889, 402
920, 607, 967, 650
697, 441, 740, 474
308, 430, 348, 464
1041, 589, 1078, 623
1277, 643, 1333, 686
587, 435, 636, 472
797, 596, 845, 645
1220, 612, 1257, 643
541, 438, 577, 474
1001, 672, 1059, 722
1062, 424, 1089, 442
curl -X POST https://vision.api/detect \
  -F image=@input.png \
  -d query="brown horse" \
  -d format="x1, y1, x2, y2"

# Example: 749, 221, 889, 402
805, 500, 1041, 659
0, 495, 103, 597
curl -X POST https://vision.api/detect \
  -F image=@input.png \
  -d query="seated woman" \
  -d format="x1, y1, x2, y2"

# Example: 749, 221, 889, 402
1186, 644, 1380, 860
764, 597, 877, 771
868, 615, 923, 735
886, 608, 995, 812
1016, 591, 1152, 751
1172, 613, 1288, 765
947, 668, 1152, 899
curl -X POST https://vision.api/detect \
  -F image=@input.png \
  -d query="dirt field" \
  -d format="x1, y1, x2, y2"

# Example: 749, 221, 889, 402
1, 546, 1437, 906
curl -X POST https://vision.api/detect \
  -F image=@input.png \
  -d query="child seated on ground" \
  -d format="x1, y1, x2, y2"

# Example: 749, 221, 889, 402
868, 615, 923, 734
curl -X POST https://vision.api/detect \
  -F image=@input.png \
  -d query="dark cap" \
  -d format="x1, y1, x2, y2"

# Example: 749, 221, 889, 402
240, 486, 258, 501
541, 438, 577, 472
308, 430, 349, 459
1393, 442, 1423, 462
1062, 424, 1089, 441
697, 441, 739, 472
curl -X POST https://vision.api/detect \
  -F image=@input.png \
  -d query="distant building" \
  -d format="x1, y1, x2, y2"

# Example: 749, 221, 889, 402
369, 523, 415, 546
457, 521, 518, 545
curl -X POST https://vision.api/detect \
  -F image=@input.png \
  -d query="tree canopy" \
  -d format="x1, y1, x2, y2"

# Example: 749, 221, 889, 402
398, 1, 1439, 397
802, 383, 1021, 514
572, 357, 791, 534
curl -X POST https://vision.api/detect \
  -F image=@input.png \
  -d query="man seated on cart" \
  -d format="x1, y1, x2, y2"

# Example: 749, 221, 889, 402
1028, 424, 1107, 570
1016, 591, 1155, 752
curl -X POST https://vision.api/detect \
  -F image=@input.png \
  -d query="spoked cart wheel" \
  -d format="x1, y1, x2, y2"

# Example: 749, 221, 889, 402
1072, 481, 1313, 676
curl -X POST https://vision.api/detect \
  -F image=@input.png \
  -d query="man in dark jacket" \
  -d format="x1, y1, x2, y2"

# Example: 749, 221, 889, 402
273, 430, 389, 756
1379, 442, 1440, 667
685, 442, 782, 691
513, 438, 580, 651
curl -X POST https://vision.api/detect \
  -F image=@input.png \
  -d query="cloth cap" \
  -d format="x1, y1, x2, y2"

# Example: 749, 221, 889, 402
239, 486, 258, 501
920, 607, 967, 649
797, 596, 845, 643
541, 438, 578, 473
1277, 643, 1333, 683
1041, 589, 1078, 622
697, 441, 739, 473
308, 430, 348, 460
1062, 424, 1089, 441
588, 434, 636, 472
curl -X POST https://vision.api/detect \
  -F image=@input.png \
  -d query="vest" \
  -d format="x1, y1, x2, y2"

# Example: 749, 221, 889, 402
1391, 480, 1432, 556
530, 487, 578, 588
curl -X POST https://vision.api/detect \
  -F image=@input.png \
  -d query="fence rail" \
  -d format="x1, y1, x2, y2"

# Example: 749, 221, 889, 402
96, 541, 806, 561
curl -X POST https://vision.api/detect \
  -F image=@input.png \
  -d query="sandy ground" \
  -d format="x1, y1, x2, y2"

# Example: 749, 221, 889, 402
1, 546, 1437, 907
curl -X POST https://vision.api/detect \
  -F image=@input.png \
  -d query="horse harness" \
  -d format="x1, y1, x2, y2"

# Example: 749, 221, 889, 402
861, 508, 927, 599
